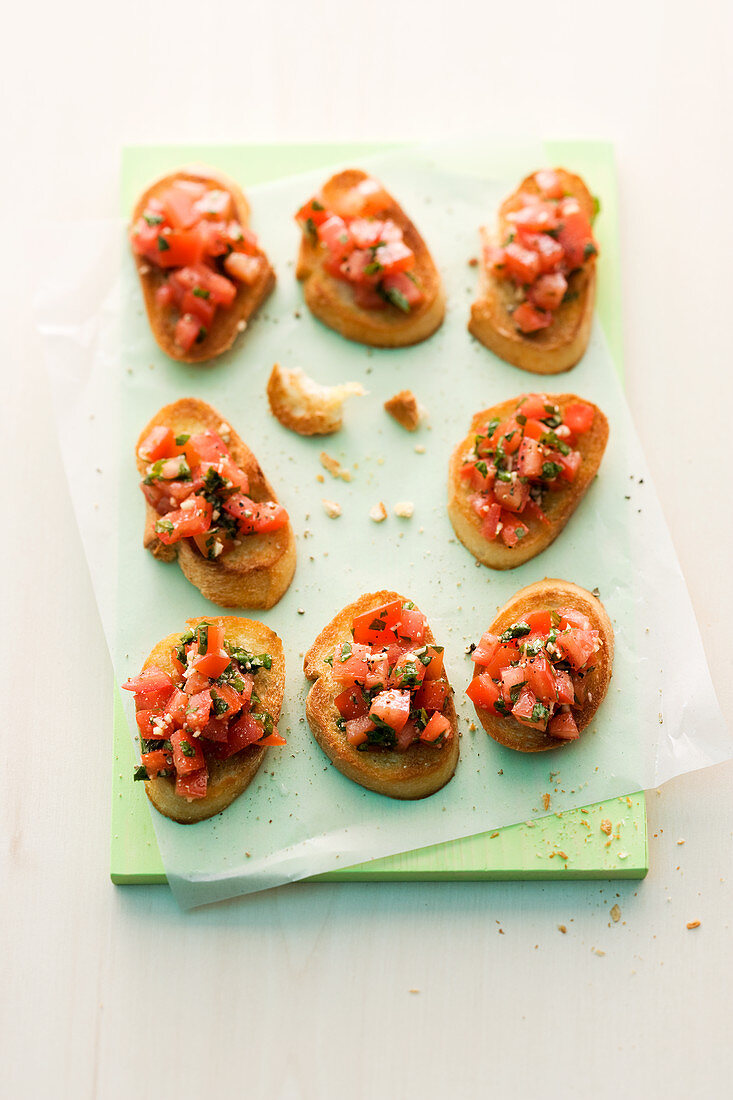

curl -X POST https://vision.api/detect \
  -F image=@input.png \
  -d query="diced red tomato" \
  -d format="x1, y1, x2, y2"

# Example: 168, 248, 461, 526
171, 728, 206, 775
317, 214, 352, 255
296, 198, 330, 229
524, 499, 550, 526
352, 600, 402, 646
345, 715, 375, 747
466, 673, 503, 715
529, 272, 568, 311
513, 301, 552, 334
556, 450, 582, 482
563, 402, 594, 435
422, 645, 445, 680
558, 608, 592, 631
517, 436, 544, 478
471, 631, 501, 668
483, 640, 520, 678
534, 170, 564, 200
192, 651, 230, 678
123, 667, 175, 706
481, 502, 504, 541
524, 656, 557, 704
369, 689, 410, 733
164, 688, 189, 727
518, 232, 565, 274
511, 686, 548, 730
500, 665, 528, 708
138, 426, 178, 462
172, 263, 236, 308
420, 712, 451, 743
388, 651, 427, 690
381, 271, 423, 307
223, 252, 262, 285
200, 716, 229, 743
135, 710, 162, 738
256, 731, 287, 747
364, 653, 390, 691
223, 712, 265, 756
222, 495, 288, 535
160, 181, 207, 229
183, 669, 210, 696
493, 478, 529, 514
155, 228, 205, 270
395, 719, 419, 753
525, 610, 552, 635
140, 750, 170, 778
155, 496, 212, 545
174, 313, 206, 352
179, 288, 215, 327
397, 609, 427, 644
184, 689, 212, 732
548, 710, 579, 740
554, 670, 575, 705
335, 685, 369, 721
558, 628, 598, 670
500, 514, 529, 547
211, 683, 245, 717
556, 201, 596, 270
414, 680, 448, 711
331, 648, 370, 688
503, 242, 541, 284
176, 768, 208, 800
507, 199, 559, 234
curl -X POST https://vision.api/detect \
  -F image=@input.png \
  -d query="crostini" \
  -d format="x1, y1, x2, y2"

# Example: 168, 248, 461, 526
469, 168, 599, 374
448, 392, 608, 569
137, 397, 296, 609
130, 166, 275, 363
266, 363, 365, 436
467, 579, 614, 753
304, 592, 459, 799
295, 169, 445, 348
122, 616, 286, 823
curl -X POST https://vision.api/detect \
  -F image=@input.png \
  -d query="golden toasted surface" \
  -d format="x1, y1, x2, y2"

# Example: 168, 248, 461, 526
384, 390, 421, 431
303, 591, 459, 800
470, 579, 614, 753
131, 165, 275, 364
137, 397, 296, 608
468, 168, 597, 374
141, 616, 285, 822
296, 169, 445, 348
447, 393, 609, 569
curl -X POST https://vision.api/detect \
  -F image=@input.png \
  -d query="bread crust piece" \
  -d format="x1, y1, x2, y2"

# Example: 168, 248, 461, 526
448, 393, 609, 570
471, 579, 614, 753
266, 363, 365, 436
131, 165, 275, 364
468, 169, 597, 374
304, 591, 459, 799
137, 398, 296, 609
296, 169, 445, 348
141, 616, 285, 823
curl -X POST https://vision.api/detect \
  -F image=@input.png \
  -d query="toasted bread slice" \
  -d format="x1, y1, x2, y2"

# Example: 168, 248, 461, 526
304, 591, 459, 799
131, 165, 275, 364
137, 398, 296, 609
448, 393, 609, 569
470, 580, 614, 753
139, 616, 285, 822
266, 363, 365, 436
468, 169, 597, 374
296, 169, 445, 348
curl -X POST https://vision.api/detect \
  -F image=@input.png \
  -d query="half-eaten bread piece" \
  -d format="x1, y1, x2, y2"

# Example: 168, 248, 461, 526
123, 616, 285, 822
137, 397, 296, 609
295, 169, 445, 348
304, 591, 459, 799
130, 165, 275, 363
467, 579, 614, 752
468, 168, 599, 374
267, 363, 365, 436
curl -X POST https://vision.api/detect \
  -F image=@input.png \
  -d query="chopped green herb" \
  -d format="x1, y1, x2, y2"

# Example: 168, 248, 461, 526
180, 740, 195, 758
174, 433, 190, 446
531, 702, 550, 723
509, 682, 526, 705
311, 199, 324, 211
542, 461, 563, 480
384, 286, 410, 313
143, 212, 163, 227
133, 765, 149, 781
364, 261, 383, 276
192, 286, 211, 299
584, 242, 598, 261
154, 518, 174, 536
210, 689, 229, 716
156, 235, 170, 252
500, 622, 531, 643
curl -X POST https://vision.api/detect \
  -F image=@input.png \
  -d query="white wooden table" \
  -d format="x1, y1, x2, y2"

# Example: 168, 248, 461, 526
3, 2, 732, 1096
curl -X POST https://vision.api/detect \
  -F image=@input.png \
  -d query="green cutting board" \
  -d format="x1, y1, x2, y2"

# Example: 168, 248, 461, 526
111, 140, 647, 885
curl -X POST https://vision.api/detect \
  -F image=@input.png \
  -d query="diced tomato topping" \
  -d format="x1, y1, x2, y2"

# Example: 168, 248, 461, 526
529, 272, 568, 311
170, 728, 206, 775
135, 710, 162, 738
493, 478, 529, 514
500, 514, 529, 547
184, 669, 210, 697
534, 170, 564, 200
548, 710, 579, 740
345, 715, 376, 747
123, 667, 175, 707
335, 685, 370, 721
524, 656, 557, 705
296, 198, 330, 229
256, 732, 287, 747
388, 651, 427, 690
422, 645, 445, 680
200, 715, 230, 743
352, 600, 402, 646
155, 496, 212, 545
332, 647, 371, 688
192, 651, 230, 679
183, 689, 212, 732
222, 495, 288, 535
138, 426, 178, 462
466, 673, 503, 715
558, 628, 598, 671
364, 653, 389, 691
414, 680, 448, 711
554, 670, 575, 705
500, 665, 528, 708
563, 402, 594, 435
503, 242, 541, 284
369, 689, 411, 733
516, 392, 547, 419
516, 436, 544, 478
518, 232, 565, 274
471, 631, 501, 668
525, 610, 552, 635
160, 181, 207, 229
558, 608, 592, 631
556, 201, 597, 270
420, 712, 451, 743
397, 609, 427, 644
211, 683, 245, 717
483, 640, 520, 678
513, 301, 552, 334
481, 502, 504, 541
511, 686, 548, 730
164, 688, 189, 727
176, 768, 208, 800
223, 252, 262, 285
140, 750, 170, 778
557, 450, 582, 482
174, 313, 206, 353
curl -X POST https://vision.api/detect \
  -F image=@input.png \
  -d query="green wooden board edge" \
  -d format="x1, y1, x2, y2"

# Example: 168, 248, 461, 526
111, 138, 646, 886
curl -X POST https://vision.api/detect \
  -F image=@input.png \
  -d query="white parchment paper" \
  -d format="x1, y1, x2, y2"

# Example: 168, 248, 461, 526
38, 142, 732, 908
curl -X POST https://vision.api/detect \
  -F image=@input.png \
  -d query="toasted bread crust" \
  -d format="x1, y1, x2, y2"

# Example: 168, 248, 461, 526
131, 165, 275, 364
468, 169, 597, 374
140, 616, 285, 822
470, 579, 614, 753
296, 169, 445, 348
384, 390, 421, 431
448, 394, 609, 569
137, 398, 296, 608
266, 363, 365, 436
304, 591, 459, 799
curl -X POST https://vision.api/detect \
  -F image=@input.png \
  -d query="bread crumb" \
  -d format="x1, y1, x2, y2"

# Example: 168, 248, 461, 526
542, 792, 551, 811
686, 920, 701, 930
320, 451, 352, 481
610, 904, 621, 923
409, 989, 420, 994
592, 948, 606, 957
321, 499, 341, 519
414, 444, 426, 454
369, 502, 387, 523
393, 501, 414, 519
557, 925, 567, 934
677, 839, 685, 845
600, 819, 612, 835
267, 363, 365, 436
384, 389, 421, 431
